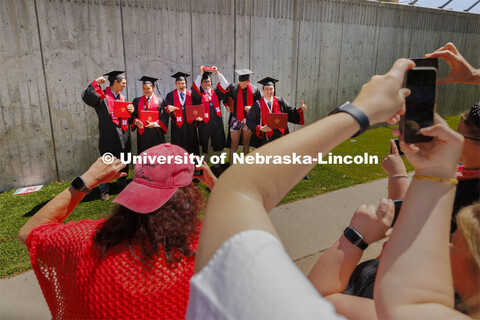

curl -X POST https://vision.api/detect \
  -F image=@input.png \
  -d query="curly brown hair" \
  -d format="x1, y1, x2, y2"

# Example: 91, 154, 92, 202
92, 184, 203, 262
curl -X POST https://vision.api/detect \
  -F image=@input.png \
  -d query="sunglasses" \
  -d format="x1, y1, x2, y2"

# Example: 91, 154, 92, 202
464, 135, 480, 142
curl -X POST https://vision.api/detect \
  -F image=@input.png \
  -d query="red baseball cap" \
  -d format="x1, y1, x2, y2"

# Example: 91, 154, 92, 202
113, 144, 194, 214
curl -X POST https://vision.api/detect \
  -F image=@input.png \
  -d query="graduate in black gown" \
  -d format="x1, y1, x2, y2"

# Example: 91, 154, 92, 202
223, 69, 262, 165
191, 66, 230, 171
131, 76, 167, 154
160, 72, 200, 155
246, 77, 307, 147
81, 70, 133, 200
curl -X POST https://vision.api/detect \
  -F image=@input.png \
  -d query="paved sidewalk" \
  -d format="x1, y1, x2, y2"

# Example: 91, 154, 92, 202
0, 177, 394, 319
271, 177, 393, 274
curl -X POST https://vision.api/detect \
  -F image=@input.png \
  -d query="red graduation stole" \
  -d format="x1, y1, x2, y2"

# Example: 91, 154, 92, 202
260, 97, 284, 138
137, 94, 161, 135
105, 87, 129, 131
236, 84, 253, 121
192, 82, 222, 123
172, 89, 193, 127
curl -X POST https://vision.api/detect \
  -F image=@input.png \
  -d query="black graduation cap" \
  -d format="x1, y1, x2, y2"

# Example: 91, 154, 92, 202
171, 72, 190, 82
104, 70, 126, 83
258, 76, 278, 88
138, 76, 158, 85
235, 69, 253, 82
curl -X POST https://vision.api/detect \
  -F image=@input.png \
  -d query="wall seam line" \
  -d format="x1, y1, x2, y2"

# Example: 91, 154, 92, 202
34, 0, 60, 182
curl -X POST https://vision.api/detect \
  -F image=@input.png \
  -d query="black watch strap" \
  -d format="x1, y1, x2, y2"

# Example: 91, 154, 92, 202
343, 227, 368, 250
71, 176, 92, 194
329, 102, 370, 137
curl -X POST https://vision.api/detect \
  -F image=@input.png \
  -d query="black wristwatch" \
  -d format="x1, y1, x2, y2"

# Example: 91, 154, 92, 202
71, 176, 92, 194
343, 227, 368, 250
329, 102, 370, 137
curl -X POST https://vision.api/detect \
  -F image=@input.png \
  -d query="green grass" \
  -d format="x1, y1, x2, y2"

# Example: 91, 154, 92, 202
0, 115, 460, 278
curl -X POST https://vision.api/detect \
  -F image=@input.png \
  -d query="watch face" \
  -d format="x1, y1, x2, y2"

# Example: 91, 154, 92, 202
344, 227, 362, 244
71, 177, 85, 190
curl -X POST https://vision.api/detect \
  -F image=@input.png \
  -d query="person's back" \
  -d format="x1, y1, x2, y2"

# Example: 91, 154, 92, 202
28, 219, 199, 319
19, 144, 216, 319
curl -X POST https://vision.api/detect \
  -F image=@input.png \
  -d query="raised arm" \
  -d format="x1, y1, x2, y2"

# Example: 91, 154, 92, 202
307, 199, 393, 319
280, 97, 305, 125
375, 115, 468, 319
194, 58, 415, 272
81, 76, 106, 107
18, 158, 126, 245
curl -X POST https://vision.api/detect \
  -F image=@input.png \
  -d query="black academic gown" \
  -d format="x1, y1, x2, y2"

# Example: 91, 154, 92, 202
191, 85, 227, 153
81, 83, 130, 174
131, 95, 167, 154
223, 83, 262, 146
246, 96, 304, 148
161, 90, 200, 155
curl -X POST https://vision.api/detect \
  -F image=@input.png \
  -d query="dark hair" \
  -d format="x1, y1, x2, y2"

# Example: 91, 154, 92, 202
93, 184, 203, 262
201, 74, 212, 82
109, 76, 126, 87
460, 102, 480, 138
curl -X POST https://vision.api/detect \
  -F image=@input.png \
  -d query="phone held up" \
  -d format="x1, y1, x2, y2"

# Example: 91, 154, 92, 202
400, 58, 438, 143
390, 138, 404, 156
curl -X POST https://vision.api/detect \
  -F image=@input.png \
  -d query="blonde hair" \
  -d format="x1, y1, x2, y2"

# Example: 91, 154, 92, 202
456, 203, 480, 318
457, 202, 480, 271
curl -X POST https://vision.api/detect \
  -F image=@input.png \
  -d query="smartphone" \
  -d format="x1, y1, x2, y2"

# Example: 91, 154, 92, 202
411, 58, 438, 70
391, 199, 403, 227
400, 62, 437, 143
193, 169, 203, 177
390, 138, 404, 156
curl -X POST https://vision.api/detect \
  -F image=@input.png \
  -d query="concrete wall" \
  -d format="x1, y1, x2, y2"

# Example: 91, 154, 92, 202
1, 0, 479, 191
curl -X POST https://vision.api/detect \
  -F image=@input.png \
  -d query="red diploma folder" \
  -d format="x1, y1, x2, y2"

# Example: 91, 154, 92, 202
202, 66, 217, 72
186, 105, 205, 122
267, 113, 288, 129
139, 110, 159, 124
114, 101, 132, 118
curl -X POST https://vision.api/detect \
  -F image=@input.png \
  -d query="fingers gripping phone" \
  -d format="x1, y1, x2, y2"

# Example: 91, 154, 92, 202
400, 58, 438, 143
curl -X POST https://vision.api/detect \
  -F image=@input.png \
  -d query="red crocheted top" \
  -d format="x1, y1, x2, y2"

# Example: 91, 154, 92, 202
26, 219, 200, 320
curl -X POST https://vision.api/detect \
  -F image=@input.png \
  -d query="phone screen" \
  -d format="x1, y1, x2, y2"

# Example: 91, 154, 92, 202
391, 138, 404, 156
402, 68, 436, 143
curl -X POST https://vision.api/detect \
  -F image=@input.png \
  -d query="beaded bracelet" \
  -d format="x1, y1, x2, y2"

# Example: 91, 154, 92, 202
413, 175, 458, 185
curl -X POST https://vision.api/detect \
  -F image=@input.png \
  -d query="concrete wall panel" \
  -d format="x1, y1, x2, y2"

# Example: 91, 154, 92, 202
250, 0, 297, 104
34, 0, 125, 180
0, 0, 57, 191
123, 0, 193, 101
337, 2, 379, 105
234, 0, 252, 78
